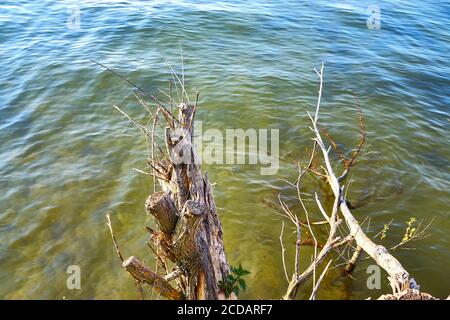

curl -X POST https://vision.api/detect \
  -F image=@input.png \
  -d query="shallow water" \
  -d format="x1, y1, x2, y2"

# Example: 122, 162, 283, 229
0, 0, 449, 299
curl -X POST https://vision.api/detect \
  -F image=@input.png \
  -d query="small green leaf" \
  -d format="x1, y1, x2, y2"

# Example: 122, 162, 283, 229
238, 278, 246, 291
220, 264, 250, 297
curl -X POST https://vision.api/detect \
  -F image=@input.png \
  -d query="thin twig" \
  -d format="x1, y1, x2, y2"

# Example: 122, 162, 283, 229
106, 214, 124, 262
279, 221, 290, 283
309, 259, 333, 300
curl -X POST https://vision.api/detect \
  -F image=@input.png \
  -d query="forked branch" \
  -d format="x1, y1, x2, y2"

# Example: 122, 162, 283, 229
280, 62, 421, 300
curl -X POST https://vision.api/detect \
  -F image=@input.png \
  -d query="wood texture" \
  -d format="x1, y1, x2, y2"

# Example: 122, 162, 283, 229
145, 191, 178, 235
123, 256, 185, 300
143, 103, 231, 300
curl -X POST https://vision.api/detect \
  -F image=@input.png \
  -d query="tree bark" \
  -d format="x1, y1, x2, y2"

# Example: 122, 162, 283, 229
123, 256, 185, 300
145, 191, 178, 236
123, 102, 231, 300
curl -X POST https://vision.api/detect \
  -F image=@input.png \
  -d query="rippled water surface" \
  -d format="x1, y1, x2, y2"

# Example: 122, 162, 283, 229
0, 0, 449, 299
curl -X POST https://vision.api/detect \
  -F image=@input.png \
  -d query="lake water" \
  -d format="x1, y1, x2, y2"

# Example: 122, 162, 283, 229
0, 0, 449, 299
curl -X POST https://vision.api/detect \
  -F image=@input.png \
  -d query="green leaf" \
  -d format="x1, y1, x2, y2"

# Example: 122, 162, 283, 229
240, 269, 250, 276
221, 264, 250, 295
238, 278, 246, 291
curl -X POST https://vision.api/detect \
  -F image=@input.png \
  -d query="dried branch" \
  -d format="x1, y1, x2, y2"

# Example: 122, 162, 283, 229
278, 62, 423, 300
279, 221, 290, 282
309, 259, 333, 300
106, 214, 124, 262
307, 63, 418, 294
123, 256, 184, 300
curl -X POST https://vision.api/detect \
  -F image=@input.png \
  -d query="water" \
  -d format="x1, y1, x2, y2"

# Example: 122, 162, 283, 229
0, 0, 449, 299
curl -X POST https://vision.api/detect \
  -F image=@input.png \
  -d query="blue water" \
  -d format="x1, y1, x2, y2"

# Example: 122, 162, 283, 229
0, 0, 449, 299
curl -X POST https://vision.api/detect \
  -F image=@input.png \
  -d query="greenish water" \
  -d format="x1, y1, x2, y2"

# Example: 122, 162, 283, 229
0, 1, 449, 299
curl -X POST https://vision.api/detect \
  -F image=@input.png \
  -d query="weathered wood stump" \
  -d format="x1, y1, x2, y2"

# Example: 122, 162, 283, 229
145, 191, 178, 236
123, 103, 231, 300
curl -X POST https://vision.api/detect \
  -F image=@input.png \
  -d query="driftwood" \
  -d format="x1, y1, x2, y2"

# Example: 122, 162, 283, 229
145, 191, 178, 236
123, 256, 184, 300
277, 63, 435, 300
93, 54, 234, 300
143, 101, 230, 300
102, 58, 439, 300
110, 87, 231, 299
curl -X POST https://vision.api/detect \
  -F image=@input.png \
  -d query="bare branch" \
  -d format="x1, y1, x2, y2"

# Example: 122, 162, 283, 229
279, 221, 290, 283
106, 214, 124, 262
309, 259, 333, 300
